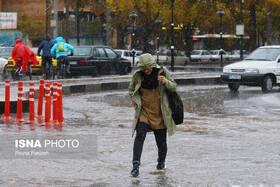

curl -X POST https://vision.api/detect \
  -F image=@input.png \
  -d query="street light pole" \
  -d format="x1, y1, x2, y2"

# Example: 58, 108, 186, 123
129, 11, 137, 66
76, 0, 80, 46
155, 17, 162, 65
240, 0, 244, 60
170, 0, 175, 72
217, 8, 225, 67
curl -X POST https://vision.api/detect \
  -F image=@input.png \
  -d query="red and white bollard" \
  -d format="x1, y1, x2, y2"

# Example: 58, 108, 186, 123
26, 82, 36, 124
36, 79, 45, 118
1, 80, 12, 119
43, 82, 52, 125
57, 83, 65, 125
14, 81, 25, 123
52, 82, 58, 123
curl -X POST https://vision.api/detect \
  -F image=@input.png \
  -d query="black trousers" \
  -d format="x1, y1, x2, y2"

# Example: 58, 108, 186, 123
132, 122, 167, 165
41, 56, 52, 75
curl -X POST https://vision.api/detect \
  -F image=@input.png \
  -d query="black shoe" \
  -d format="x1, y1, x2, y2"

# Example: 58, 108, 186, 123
131, 162, 140, 177
156, 162, 165, 170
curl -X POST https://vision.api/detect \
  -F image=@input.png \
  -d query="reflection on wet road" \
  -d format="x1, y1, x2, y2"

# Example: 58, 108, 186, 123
1, 85, 280, 186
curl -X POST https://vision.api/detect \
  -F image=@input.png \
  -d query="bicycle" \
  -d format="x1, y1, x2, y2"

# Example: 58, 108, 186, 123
43, 60, 55, 80
57, 56, 69, 79
11, 60, 32, 81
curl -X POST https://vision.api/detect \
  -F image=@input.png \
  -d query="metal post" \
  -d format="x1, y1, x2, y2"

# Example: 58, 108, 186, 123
170, 0, 175, 72
53, 0, 58, 39
220, 15, 223, 67
132, 21, 135, 66
129, 11, 137, 66
155, 17, 162, 65
240, 0, 244, 60
76, 0, 80, 46
217, 8, 225, 67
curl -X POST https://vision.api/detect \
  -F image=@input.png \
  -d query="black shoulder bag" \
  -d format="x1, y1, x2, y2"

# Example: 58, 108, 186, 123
160, 67, 184, 125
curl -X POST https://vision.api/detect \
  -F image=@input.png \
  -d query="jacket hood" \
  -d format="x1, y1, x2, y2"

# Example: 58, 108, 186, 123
16, 38, 23, 44
137, 53, 160, 70
56, 37, 64, 43
45, 35, 51, 41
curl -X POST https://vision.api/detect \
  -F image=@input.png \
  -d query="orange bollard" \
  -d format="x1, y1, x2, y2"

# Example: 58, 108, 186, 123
14, 81, 25, 123
26, 82, 36, 124
43, 82, 51, 125
51, 82, 58, 123
57, 83, 65, 125
36, 79, 45, 118
1, 80, 13, 119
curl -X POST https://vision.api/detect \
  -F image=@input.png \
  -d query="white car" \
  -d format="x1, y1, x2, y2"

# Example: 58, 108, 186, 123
229, 50, 249, 61
153, 50, 189, 66
210, 49, 230, 62
191, 50, 212, 63
0, 56, 8, 79
221, 45, 280, 93
114, 49, 139, 65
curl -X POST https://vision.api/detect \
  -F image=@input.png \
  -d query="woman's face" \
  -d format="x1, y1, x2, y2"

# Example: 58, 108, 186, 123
142, 68, 153, 75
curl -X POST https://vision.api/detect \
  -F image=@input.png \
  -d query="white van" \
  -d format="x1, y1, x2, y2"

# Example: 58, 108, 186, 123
221, 45, 280, 93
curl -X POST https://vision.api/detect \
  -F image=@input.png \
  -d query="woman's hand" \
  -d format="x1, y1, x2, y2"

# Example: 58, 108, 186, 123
133, 104, 138, 110
158, 75, 167, 84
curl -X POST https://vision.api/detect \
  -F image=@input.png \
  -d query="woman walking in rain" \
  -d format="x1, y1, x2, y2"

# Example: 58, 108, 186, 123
128, 53, 177, 177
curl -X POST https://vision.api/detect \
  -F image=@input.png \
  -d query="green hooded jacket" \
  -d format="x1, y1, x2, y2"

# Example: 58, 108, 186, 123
128, 53, 177, 137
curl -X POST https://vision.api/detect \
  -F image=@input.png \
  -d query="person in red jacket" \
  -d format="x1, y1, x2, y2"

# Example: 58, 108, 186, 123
11, 38, 38, 73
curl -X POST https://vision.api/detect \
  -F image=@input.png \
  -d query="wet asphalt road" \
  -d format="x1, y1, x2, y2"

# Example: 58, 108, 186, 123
1, 84, 280, 186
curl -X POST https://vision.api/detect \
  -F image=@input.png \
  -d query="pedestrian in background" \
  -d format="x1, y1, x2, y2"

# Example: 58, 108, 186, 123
37, 34, 54, 79
128, 53, 177, 177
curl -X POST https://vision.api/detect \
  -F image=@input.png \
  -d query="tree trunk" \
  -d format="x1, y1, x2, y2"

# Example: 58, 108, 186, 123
105, 3, 112, 47
45, 0, 51, 35
248, 3, 257, 51
266, 2, 273, 45
65, 0, 71, 43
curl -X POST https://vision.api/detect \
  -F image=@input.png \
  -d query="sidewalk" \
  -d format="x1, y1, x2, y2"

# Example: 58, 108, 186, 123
0, 65, 224, 114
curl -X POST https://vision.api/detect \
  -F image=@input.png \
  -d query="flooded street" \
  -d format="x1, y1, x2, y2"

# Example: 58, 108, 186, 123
1, 85, 280, 186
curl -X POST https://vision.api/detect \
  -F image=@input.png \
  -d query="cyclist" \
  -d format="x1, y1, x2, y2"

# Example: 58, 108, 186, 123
37, 34, 54, 79
51, 36, 74, 76
12, 38, 38, 73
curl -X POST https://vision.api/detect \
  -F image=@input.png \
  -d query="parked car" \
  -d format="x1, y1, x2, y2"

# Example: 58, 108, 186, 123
229, 50, 249, 61
134, 50, 143, 56
5, 47, 57, 76
221, 45, 280, 93
153, 49, 189, 66
0, 56, 8, 79
114, 49, 139, 65
0, 47, 13, 59
68, 45, 132, 77
191, 50, 212, 63
210, 49, 230, 62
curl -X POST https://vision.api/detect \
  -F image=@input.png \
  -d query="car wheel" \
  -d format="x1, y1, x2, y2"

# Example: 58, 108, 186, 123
91, 66, 100, 77
261, 75, 273, 93
119, 64, 129, 75
228, 83, 240, 91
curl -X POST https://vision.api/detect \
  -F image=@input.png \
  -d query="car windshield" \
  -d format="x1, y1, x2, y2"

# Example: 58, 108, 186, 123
115, 51, 122, 55
191, 51, 201, 55
210, 51, 219, 55
0, 47, 13, 56
245, 48, 280, 61
74, 47, 92, 56
231, 50, 239, 55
